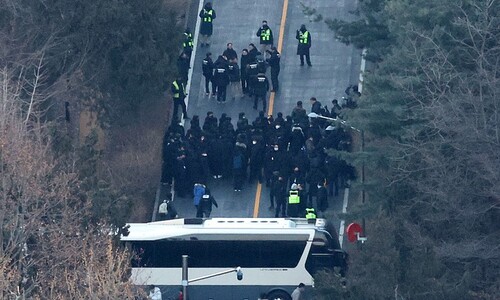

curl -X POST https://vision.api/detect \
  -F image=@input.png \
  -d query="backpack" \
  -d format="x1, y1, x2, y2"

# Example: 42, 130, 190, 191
193, 184, 205, 206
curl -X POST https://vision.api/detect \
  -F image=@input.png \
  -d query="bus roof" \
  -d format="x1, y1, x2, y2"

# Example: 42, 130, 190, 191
121, 218, 327, 241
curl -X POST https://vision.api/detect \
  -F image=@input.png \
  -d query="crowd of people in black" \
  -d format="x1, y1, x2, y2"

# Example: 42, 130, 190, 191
160, 94, 357, 218
176, 16, 283, 119
167, 1, 360, 218
200, 42, 280, 112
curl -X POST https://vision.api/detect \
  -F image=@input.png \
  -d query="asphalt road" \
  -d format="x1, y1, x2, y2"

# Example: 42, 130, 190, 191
156, 0, 361, 236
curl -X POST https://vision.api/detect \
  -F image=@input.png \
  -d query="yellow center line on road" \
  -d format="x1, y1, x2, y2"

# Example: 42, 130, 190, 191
253, 0, 289, 218
252, 183, 262, 218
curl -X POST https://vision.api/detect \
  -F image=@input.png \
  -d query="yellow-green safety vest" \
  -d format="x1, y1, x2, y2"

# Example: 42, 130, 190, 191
299, 31, 309, 44
183, 32, 193, 48
305, 208, 316, 219
172, 80, 184, 98
288, 191, 300, 204
203, 9, 213, 23
261, 29, 271, 42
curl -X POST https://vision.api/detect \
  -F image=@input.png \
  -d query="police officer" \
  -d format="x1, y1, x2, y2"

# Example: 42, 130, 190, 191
256, 20, 274, 54
202, 52, 215, 96
316, 180, 329, 214
183, 28, 194, 57
177, 51, 190, 83
199, 2, 216, 47
288, 183, 301, 217
256, 54, 267, 74
296, 24, 312, 66
273, 174, 287, 217
253, 72, 269, 111
266, 46, 281, 92
228, 59, 242, 100
196, 188, 218, 217
213, 55, 229, 103
240, 49, 250, 94
171, 77, 188, 120
246, 59, 259, 96
249, 135, 265, 183
305, 207, 317, 221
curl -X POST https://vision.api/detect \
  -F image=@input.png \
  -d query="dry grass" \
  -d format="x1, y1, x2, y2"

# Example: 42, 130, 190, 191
102, 96, 170, 222
98, 0, 186, 223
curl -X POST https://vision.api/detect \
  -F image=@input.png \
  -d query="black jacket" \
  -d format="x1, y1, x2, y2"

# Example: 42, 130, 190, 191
213, 56, 229, 86
198, 193, 218, 214
248, 47, 261, 62
202, 56, 214, 77
266, 50, 281, 69
240, 54, 251, 78
228, 62, 241, 82
311, 101, 322, 114
271, 175, 287, 199
223, 48, 238, 61
253, 73, 269, 96
177, 54, 190, 74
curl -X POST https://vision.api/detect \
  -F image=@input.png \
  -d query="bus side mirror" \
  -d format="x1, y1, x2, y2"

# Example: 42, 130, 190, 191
236, 267, 243, 281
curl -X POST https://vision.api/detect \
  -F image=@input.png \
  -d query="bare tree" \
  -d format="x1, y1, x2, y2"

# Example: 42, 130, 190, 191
0, 59, 141, 299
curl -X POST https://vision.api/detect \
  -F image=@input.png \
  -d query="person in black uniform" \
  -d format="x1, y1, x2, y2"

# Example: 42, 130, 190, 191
273, 174, 287, 217
240, 49, 250, 94
177, 52, 190, 83
160, 132, 177, 185
203, 111, 218, 135
233, 141, 247, 192
213, 55, 229, 103
196, 188, 218, 217
228, 60, 242, 100
246, 58, 259, 97
248, 136, 265, 183
253, 72, 269, 111
316, 180, 329, 216
202, 52, 215, 96
266, 46, 281, 92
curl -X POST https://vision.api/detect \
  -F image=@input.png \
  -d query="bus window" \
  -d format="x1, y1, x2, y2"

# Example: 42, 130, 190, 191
131, 239, 307, 268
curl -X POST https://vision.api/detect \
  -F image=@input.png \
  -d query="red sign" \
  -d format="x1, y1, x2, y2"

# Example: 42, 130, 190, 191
346, 223, 363, 243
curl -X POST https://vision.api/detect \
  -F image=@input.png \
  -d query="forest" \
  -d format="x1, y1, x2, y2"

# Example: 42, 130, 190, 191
0, 0, 182, 298
319, 0, 500, 299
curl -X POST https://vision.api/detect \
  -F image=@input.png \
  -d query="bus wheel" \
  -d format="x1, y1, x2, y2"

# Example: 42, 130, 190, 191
267, 290, 291, 300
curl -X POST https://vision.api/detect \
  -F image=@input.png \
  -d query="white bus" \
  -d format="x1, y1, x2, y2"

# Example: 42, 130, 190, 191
121, 218, 348, 300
